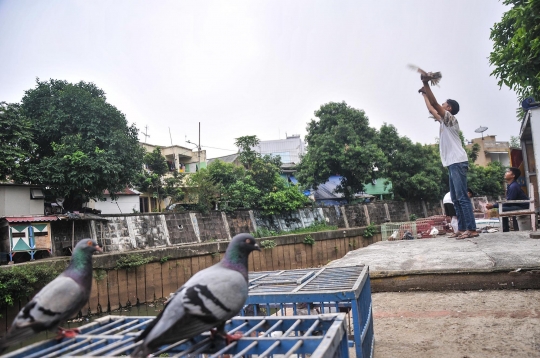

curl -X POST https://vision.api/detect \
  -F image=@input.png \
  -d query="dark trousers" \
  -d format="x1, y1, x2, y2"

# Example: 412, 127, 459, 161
501, 205, 527, 232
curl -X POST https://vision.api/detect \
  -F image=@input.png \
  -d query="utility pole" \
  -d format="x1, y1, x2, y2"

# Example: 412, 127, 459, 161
169, 127, 176, 170
143, 125, 150, 143
198, 122, 201, 170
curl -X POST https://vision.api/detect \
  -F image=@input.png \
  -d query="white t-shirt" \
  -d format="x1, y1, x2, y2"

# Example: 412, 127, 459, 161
439, 111, 468, 167
443, 192, 452, 204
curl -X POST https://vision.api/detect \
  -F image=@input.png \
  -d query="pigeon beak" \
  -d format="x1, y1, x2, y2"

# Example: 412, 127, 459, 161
95, 245, 103, 253
254, 244, 261, 252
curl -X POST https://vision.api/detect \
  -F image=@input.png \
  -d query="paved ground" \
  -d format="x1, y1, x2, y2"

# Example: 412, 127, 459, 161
329, 231, 540, 274
372, 290, 540, 358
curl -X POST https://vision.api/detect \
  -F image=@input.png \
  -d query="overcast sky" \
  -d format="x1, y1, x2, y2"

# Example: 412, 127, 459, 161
0, 0, 519, 159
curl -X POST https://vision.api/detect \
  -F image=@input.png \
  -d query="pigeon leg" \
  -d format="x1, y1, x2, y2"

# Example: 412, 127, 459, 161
55, 327, 81, 340
211, 324, 244, 345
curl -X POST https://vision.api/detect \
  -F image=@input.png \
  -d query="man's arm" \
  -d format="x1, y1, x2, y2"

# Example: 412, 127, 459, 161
422, 81, 446, 118
422, 93, 441, 121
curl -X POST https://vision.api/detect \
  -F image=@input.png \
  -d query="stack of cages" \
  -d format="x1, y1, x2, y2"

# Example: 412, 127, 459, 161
416, 215, 449, 238
242, 265, 374, 358
4, 314, 350, 358
380, 221, 418, 241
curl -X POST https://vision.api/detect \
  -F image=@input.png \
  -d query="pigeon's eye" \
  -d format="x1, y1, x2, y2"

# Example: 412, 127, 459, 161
87, 241, 93, 247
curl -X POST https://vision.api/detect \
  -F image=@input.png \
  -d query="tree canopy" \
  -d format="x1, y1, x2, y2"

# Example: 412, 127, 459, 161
490, 0, 540, 107
0, 102, 34, 181
296, 101, 386, 202
377, 123, 444, 201
14, 79, 145, 210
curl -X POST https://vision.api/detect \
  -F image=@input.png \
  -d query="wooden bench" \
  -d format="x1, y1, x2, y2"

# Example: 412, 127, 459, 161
497, 183, 537, 231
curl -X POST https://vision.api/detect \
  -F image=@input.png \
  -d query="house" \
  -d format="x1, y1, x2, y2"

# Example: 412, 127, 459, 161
84, 188, 141, 214
139, 142, 207, 212
207, 153, 241, 167
0, 183, 45, 217
252, 134, 305, 173
0, 183, 56, 263
466, 135, 510, 167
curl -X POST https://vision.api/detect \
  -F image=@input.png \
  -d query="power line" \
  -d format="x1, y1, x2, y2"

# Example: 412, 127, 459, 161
200, 145, 237, 152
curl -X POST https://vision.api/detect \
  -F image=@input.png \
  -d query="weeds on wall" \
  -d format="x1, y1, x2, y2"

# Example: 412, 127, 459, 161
303, 235, 315, 245
409, 214, 418, 221
362, 222, 377, 238
260, 239, 277, 249
252, 221, 338, 238
114, 254, 156, 270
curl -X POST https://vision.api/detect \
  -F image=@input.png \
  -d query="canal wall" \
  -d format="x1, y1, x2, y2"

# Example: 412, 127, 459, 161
0, 227, 381, 332
49, 201, 442, 255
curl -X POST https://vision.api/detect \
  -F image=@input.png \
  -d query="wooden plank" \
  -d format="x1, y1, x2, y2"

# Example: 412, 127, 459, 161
300, 244, 308, 268
204, 255, 213, 271
88, 275, 99, 314
95, 273, 109, 313
161, 261, 172, 299
191, 256, 201, 277
289, 245, 298, 270
321, 239, 329, 265
259, 249, 268, 271
305, 243, 313, 268
168, 259, 179, 296
126, 268, 137, 307
176, 259, 186, 288
117, 269, 129, 309
107, 270, 120, 311
272, 244, 281, 270
252, 250, 262, 272
135, 265, 146, 304
145, 262, 160, 301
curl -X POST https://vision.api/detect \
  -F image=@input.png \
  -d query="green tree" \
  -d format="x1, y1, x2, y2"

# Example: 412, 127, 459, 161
467, 161, 506, 197
0, 102, 34, 181
489, 0, 540, 112
15, 79, 145, 210
135, 147, 180, 211
185, 168, 220, 213
235, 135, 260, 169
377, 123, 444, 201
297, 101, 386, 202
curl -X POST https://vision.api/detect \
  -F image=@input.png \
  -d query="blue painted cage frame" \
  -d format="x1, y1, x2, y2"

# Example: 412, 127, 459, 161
242, 265, 374, 358
4, 314, 350, 358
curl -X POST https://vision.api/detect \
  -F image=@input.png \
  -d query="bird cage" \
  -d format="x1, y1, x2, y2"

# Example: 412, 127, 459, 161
380, 221, 418, 241
243, 265, 374, 358
3, 314, 350, 358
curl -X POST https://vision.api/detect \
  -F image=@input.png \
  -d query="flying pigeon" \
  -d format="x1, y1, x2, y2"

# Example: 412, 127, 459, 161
0, 239, 102, 353
131, 233, 261, 358
408, 64, 442, 86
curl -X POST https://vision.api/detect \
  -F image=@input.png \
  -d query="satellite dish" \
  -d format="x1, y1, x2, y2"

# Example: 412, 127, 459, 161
475, 126, 488, 139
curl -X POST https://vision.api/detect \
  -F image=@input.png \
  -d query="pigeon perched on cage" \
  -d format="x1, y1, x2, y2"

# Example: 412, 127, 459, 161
0, 239, 101, 353
131, 233, 260, 358
408, 64, 442, 87
402, 231, 415, 240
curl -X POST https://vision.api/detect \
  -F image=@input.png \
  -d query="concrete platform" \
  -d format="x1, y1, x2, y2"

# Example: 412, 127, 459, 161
328, 231, 540, 292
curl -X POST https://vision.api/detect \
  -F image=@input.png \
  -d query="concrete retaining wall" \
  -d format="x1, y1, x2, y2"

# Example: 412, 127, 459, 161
47, 201, 442, 254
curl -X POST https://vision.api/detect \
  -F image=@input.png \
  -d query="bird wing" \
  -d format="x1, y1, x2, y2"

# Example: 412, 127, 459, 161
135, 266, 248, 352
408, 64, 427, 75
0, 276, 85, 349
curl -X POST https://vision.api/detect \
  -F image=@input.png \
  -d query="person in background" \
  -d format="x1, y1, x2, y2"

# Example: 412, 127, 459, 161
467, 188, 474, 199
486, 167, 529, 232
443, 192, 459, 235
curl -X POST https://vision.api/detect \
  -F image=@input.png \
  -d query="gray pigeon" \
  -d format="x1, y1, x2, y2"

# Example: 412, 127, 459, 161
131, 233, 260, 357
0, 238, 102, 353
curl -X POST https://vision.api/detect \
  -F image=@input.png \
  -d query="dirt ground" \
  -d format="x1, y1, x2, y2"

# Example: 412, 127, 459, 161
372, 290, 540, 358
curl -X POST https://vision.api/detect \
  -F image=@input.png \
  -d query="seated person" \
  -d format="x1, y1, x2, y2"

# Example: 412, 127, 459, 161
486, 167, 529, 232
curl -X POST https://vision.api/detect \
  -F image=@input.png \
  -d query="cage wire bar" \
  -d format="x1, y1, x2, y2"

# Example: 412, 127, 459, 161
242, 265, 374, 358
3, 314, 349, 358
380, 221, 417, 241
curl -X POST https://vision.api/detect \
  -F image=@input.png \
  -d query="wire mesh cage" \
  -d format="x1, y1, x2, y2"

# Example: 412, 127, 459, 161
242, 265, 374, 358
380, 221, 417, 241
3, 314, 350, 358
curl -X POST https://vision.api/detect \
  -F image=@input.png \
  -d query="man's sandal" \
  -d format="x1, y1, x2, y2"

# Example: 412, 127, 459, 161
456, 231, 479, 240
448, 232, 462, 238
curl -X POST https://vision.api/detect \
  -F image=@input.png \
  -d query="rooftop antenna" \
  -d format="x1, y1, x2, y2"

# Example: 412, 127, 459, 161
169, 127, 176, 170
143, 125, 150, 143
475, 126, 488, 140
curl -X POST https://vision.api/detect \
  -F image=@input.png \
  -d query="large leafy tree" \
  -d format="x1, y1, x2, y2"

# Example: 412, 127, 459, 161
297, 101, 386, 202
490, 0, 540, 109
15, 79, 145, 210
377, 123, 444, 201
0, 102, 34, 181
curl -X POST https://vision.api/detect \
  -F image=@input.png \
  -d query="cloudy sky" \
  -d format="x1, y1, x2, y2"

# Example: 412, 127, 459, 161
0, 0, 518, 158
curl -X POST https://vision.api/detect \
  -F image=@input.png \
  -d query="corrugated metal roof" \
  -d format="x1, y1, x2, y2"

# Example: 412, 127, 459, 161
207, 153, 239, 164
3, 216, 59, 223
